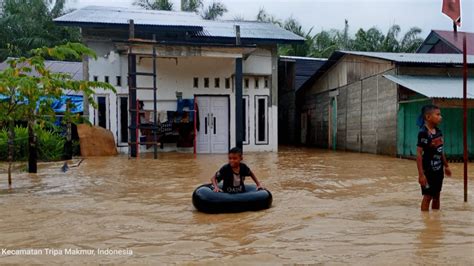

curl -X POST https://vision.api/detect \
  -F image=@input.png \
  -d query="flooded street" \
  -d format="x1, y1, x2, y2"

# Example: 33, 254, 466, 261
0, 147, 473, 264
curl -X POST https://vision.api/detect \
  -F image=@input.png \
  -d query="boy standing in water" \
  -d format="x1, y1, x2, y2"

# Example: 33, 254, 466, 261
211, 147, 264, 193
416, 105, 452, 211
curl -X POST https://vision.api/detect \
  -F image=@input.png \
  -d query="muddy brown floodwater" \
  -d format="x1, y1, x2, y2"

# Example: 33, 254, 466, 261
0, 147, 473, 264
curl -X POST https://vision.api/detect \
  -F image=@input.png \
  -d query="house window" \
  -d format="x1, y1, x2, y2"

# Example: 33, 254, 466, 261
118, 96, 128, 144
93, 76, 98, 82
116, 76, 122, 86
264, 78, 269, 88
204, 77, 209, 88
104, 76, 110, 83
244, 78, 249, 89
255, 95, 268, 144
243, 96, 249, 144
214, 78, 220, 88
193, 77, 199, 88
255, 78, 259, 89
225, 78, 231, 89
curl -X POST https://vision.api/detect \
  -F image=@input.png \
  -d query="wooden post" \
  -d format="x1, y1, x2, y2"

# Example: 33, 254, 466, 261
235, 25, 241, 46
136, 99, 139, 159
63, 98, 73, 160
129, 19, 135, 39
235, 58, 243, 150
27, 106, 37, 173
7, 120, 14, 186
152, 34, 158, 159
462, 35, 468, 202
194, 95, 197, 156
128, 19, 138, 157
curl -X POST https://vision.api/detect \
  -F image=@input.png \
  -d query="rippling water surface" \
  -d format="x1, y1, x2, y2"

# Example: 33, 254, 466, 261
0, 147, 473, 264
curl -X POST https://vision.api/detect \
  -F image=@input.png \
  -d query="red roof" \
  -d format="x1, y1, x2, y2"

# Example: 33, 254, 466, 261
433, 30, 474, 55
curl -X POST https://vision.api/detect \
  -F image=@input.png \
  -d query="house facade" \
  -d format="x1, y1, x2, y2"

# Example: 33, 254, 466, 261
54, 6, 303, 155
298, 51, 474, 158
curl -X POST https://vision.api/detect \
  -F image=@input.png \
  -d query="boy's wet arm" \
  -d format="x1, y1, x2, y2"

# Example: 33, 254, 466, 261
416, 148, 425, 175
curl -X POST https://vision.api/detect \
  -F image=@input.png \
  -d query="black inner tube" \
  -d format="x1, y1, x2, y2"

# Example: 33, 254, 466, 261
192, 184, 273, 213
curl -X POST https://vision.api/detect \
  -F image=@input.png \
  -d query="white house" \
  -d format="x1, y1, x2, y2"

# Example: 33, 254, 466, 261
54, 6, 303, 155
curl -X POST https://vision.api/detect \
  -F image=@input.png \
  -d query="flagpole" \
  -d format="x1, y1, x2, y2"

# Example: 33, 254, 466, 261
462, 35, 468, 202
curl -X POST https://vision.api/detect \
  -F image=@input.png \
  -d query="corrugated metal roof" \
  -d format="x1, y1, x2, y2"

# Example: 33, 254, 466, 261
342, 51, 474, 64
383, 74, 474, 99
0, 59, 83, 80
54, 6, 203, 29
417, 30, 474, 55
194, 20, 303, 41
54, 6, 304, 43
299, 51, 474, 93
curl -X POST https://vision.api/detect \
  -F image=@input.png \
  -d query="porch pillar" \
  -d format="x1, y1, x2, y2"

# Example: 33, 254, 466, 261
235, 57, 243, 150
128, 20, 138, 157
129, 53, 137, 157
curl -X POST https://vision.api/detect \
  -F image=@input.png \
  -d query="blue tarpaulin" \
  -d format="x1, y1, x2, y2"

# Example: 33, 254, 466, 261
50, 95, 83, 113
0, 94, 83, 113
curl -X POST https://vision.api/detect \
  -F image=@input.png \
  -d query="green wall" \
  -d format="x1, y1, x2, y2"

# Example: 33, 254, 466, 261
397, 100, 474, 158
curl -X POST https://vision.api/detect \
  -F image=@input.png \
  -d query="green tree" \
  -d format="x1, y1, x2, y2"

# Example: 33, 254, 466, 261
279, 17, 316, 57
138, 0, 227, 20
201, 1, 227, 20
353, 27, 385, 51
381, 25, 401, 52
181, 0, 202, 12
313, 30, 339, 58
256, 7, 282, 26
0, 0, 80, 61
0, 42, 115, 184
353, 25, 423, 52
133, 0, 174, 11
400, 27, 424, 52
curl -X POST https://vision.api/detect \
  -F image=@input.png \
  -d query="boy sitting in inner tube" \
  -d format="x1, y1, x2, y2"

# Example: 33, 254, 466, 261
211, 147, 264, 193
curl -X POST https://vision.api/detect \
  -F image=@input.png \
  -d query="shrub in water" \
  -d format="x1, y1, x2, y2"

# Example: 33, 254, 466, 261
0, 126, 66, 161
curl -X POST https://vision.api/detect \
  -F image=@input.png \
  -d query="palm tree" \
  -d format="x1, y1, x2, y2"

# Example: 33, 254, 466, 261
0, 0, 80, 61
381, 25, 401, 52
201, 1, 227, 20
313, 30, 339, 58
352, 25, 423, 53
279, 17, 316, 57
353, 27, 385, 51
256, 7, 282, 26
133, 0, 173, 11
400, 27, 423, 52
181, 0, 202, 13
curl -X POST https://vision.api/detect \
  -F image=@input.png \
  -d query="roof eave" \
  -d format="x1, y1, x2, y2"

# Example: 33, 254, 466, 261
54, 21, 204, 32
55, 21, 304, 45
191, 36, 304, 45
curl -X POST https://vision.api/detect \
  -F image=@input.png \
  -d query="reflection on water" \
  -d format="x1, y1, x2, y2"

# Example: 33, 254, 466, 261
0, 147, 473, 264
416, 212, 444, 260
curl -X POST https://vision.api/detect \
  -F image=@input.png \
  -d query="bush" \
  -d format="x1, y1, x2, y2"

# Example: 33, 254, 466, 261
0, 126, 66, 161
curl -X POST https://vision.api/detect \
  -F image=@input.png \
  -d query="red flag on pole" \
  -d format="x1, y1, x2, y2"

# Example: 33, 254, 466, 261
442, 0, 461, 26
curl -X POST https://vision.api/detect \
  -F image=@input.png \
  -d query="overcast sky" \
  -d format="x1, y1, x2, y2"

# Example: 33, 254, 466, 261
67, 0, 473, 38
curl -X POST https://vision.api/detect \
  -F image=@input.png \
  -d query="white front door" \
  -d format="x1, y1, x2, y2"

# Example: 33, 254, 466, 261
196, 96, 229, 153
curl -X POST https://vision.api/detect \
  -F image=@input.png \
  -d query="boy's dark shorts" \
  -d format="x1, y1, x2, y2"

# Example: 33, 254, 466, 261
421, 170, 444, 196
